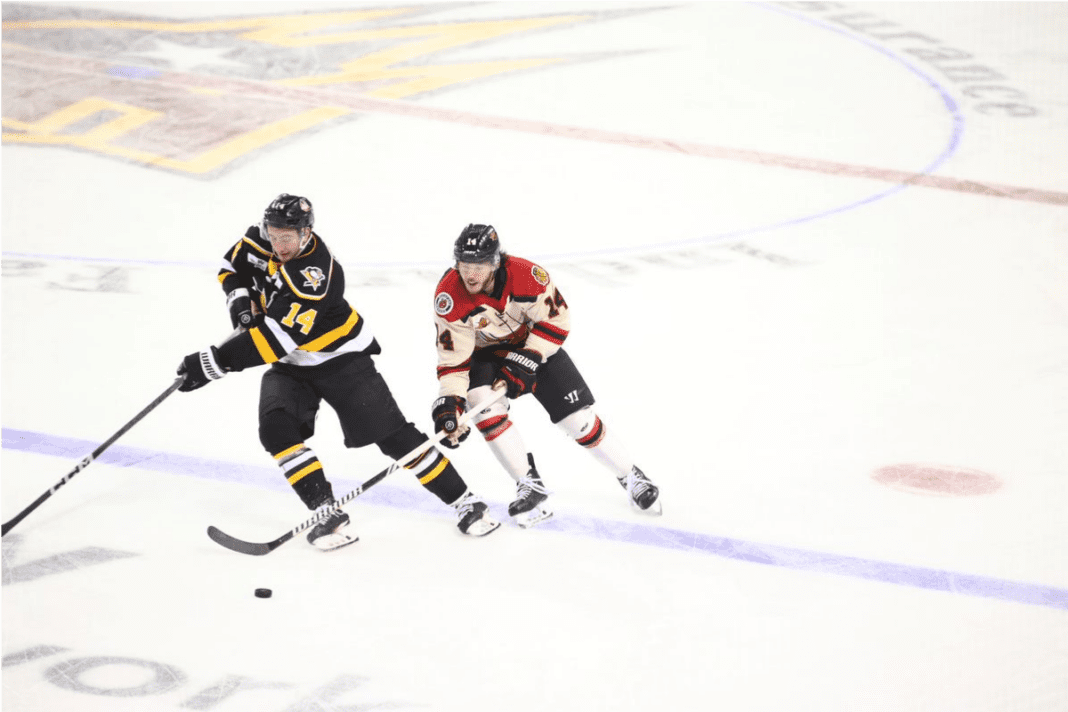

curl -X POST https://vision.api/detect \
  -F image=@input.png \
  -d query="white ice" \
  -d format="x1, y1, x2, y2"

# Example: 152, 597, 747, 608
2, 2, 1067, 711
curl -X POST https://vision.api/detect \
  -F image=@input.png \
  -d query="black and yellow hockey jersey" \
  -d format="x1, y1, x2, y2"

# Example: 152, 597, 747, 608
215, 225, 379, 372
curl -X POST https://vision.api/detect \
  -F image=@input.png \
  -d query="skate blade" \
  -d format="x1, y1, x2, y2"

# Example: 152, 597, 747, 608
631, 499, 663, 516
515, 506, 554, 528
463, 516, 501, 537
311, 531, 359, 551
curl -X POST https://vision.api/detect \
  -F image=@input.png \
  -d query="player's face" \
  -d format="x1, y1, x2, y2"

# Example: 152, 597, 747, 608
267, 226, 307, 263
457, 260, 495, 295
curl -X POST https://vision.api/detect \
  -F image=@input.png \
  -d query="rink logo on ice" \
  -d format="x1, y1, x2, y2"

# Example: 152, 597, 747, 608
2, 645, 416, 710
1, 3, 659, 177
2, 535, 138, 585
775, 2, 1039, 117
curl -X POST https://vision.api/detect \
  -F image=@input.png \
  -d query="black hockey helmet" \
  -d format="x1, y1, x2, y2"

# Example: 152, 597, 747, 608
453, 224, 500, 266
263, 193, 314, 231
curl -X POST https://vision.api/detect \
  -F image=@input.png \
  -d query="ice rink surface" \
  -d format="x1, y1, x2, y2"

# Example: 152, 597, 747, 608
2, 1, 1067, 710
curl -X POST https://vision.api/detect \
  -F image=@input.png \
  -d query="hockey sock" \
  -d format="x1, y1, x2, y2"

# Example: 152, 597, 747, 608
558, 409, 633, 478
403, 448, 467, 504
273, 443, 333, 509
468, 384, 529, 481
478, 416, 531, 481
584, 427, 635, 478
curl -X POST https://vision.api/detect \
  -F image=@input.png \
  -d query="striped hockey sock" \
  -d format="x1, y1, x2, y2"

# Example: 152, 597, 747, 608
402, 447, 467, 505
273, 443, 332, 508
477, 415, 530, 481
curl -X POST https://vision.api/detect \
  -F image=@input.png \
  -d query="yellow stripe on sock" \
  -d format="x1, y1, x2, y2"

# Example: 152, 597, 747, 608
405, 450, 431, 469
418, 457, 449, 485
287, 461, 322, 485
273, 443, 305, 461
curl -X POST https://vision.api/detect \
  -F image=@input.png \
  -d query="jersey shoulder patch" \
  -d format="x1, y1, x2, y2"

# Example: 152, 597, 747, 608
435, 269, 477, 323
435, 291, 455, 316
505, 256, 551, 298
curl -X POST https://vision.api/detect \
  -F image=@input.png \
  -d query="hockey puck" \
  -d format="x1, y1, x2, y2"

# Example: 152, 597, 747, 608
254, 588, 272, 599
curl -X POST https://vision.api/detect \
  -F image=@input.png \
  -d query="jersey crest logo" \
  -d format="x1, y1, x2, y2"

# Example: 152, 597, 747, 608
531, 265, 549, 286
300, 266, 326, 290
435, 292, 454, 316
477, 317, 489, 329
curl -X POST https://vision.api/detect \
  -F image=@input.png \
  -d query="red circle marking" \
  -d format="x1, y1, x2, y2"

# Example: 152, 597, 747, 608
872, 463, 1002, 496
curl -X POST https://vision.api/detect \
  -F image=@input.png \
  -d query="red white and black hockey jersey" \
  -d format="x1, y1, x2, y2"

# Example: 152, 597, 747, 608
215, 225, 378, 371
433, 255, 570, 397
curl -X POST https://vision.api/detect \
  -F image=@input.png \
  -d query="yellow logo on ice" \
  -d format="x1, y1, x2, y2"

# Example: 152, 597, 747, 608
1, 8, 593, 176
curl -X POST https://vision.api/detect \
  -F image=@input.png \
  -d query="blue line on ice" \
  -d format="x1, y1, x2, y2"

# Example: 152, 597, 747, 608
4, 427, 1065, 612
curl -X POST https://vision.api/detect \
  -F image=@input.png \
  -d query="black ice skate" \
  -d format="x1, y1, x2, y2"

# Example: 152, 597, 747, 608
452, 491, 501, 537
508, 453, 553, 528
306, 501, 358, 551
618, 466, 662, 515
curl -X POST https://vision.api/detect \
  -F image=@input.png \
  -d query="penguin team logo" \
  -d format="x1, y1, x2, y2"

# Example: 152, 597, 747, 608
435, 292, 454, 316
300, 266, 326, 290
531, 265, 549, 286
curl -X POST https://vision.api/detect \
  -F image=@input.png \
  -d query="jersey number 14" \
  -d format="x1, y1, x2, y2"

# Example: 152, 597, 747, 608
281, 302, 318, 335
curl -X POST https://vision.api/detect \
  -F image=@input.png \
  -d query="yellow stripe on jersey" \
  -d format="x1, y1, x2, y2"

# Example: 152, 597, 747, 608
418, 457, 449, 485
242, 237, 272, 257
287, 461, 322, 485
273, 443, 305, 461
249, 326, 280, 364
217, 270, 235, 285
299, 307, 360, 352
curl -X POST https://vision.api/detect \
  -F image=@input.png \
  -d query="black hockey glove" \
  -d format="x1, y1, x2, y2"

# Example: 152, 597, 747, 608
432, 395, 469, 449
500, 348, 541, 398
227, 288, 261, 330
177, 347, 227, 392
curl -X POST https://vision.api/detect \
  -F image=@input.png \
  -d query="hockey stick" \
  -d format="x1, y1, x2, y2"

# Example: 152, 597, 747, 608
2, 376, 185, 536
206, 385, 509, 556
1, 329, 243, 537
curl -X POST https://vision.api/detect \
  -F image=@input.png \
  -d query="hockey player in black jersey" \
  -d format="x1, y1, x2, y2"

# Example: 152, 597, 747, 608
176, 194, 499, 549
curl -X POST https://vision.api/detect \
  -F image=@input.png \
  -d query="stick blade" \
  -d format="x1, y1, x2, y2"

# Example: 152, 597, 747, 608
206, 525, 277, 556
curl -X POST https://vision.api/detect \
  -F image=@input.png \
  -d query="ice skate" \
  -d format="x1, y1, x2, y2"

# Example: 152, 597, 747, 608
618, 466, 661, 515
306, 501, 358, 551
508, 454, 553, 528
452, 491, 501, 537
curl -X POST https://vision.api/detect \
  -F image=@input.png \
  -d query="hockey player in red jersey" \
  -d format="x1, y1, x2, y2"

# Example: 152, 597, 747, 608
176, 195, 500, 549
431, 224, 661, 527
